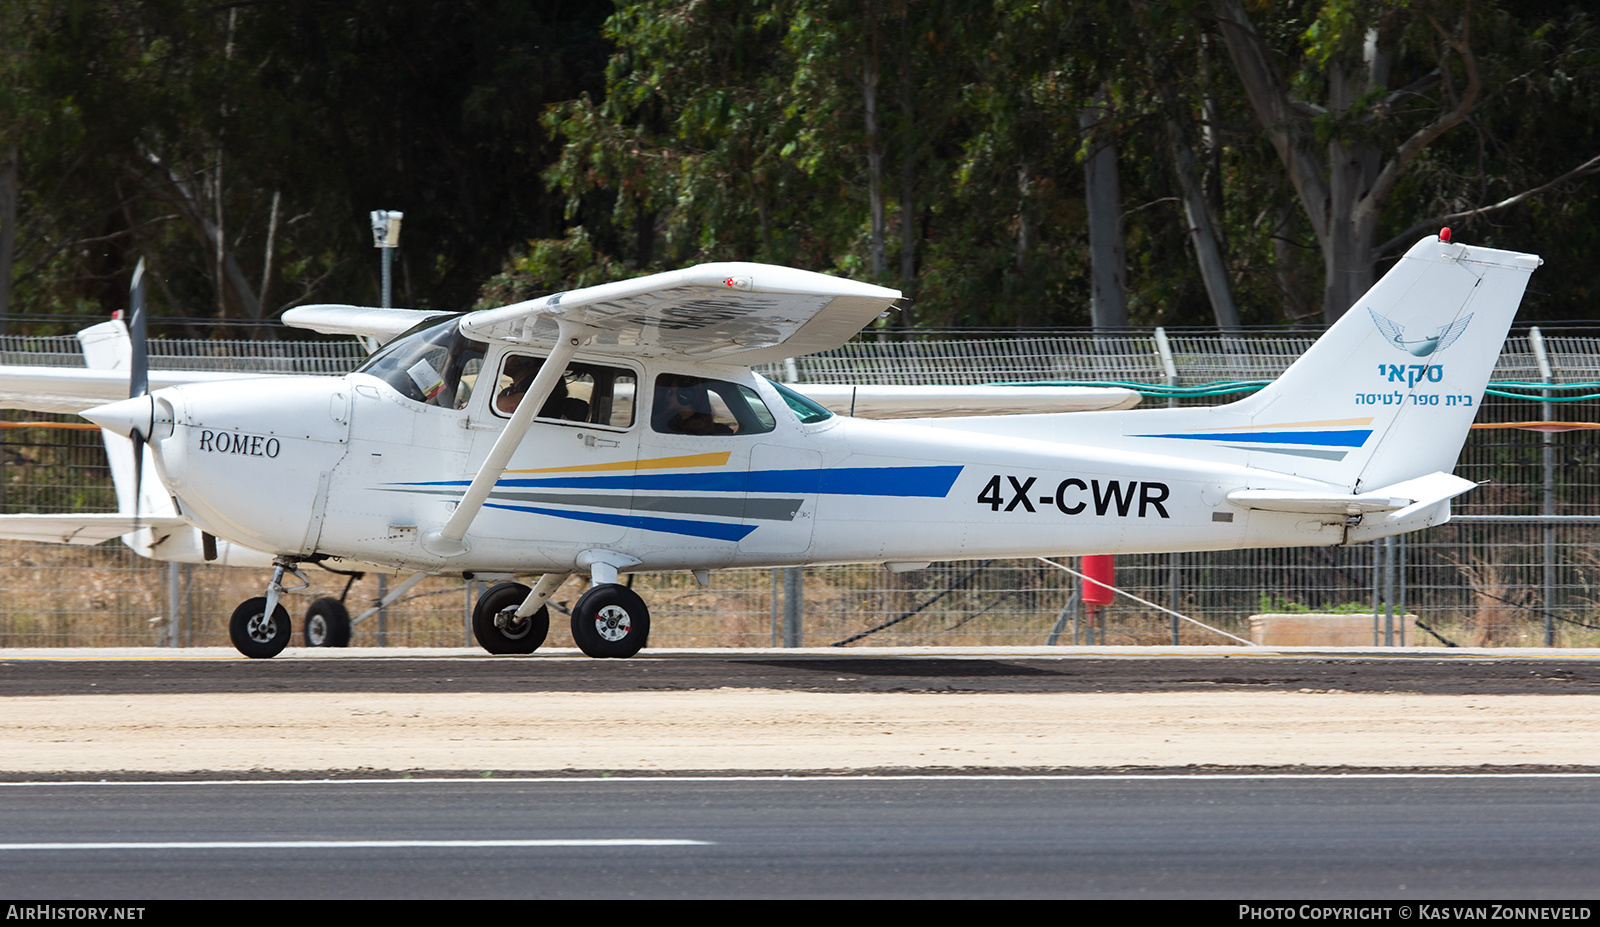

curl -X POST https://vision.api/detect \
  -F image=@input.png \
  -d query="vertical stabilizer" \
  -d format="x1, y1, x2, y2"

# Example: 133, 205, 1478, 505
1222, 235, 1539, 490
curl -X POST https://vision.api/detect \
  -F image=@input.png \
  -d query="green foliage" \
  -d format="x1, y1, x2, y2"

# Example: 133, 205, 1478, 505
7, 1, 1600, 331
1257, 593, 1371, 615
1, 1, 613, 332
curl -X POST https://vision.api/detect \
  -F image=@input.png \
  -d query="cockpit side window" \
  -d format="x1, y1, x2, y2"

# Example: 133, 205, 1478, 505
492, 353, 637, 428
652, 374, 776, 436
355, 316, 486, 410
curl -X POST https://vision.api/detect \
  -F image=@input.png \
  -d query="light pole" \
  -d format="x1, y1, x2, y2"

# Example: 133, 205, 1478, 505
370, 209, 403, 308
369, 209, 402, 644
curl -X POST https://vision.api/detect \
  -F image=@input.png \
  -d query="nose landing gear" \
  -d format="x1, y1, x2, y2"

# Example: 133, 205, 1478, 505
228, 559, 308, 659
228, 597, 291, 659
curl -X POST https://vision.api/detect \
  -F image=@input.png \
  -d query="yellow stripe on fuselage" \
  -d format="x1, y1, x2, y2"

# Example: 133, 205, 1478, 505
502, 452, 732, 476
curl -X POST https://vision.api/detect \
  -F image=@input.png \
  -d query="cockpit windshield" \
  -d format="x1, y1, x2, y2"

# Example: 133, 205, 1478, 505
355, 315, 488, 410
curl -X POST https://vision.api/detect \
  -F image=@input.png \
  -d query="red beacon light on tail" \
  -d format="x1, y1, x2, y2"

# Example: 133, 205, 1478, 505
1439, 227, 1452, 243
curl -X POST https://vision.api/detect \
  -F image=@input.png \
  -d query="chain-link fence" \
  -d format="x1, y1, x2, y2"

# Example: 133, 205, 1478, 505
2, 325, 1597, 649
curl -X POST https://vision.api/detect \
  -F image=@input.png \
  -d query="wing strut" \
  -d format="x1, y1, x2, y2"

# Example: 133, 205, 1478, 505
421, 320, 583, 557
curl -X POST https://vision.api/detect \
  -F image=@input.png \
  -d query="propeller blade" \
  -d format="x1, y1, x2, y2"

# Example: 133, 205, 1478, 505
128, 259, 149, 400
127, 259, 149, 528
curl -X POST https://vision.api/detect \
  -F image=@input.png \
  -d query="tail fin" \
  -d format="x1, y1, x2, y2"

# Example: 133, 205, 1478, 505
1221, 235, 1539, 491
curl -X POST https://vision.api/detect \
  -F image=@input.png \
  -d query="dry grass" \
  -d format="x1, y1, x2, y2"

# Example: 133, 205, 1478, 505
5, 541, 1595, 650
1447, 555, 1529, 647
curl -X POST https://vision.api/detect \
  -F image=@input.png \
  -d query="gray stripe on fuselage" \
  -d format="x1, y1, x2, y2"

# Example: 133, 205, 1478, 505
1217, 443, 1350, 461
386, 487, 802, 521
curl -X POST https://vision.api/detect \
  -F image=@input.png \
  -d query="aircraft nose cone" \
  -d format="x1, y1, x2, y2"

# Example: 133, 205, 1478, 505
81, 395, 154, 438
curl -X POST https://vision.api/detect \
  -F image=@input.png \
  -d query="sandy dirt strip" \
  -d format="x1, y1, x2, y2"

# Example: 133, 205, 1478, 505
4, 647, 1600, 773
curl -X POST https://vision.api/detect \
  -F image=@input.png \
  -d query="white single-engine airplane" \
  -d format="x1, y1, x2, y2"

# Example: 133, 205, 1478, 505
0, 233, 1539, 658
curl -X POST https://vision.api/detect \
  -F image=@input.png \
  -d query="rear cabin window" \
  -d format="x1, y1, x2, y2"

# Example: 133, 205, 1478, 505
651, 374, 776, 436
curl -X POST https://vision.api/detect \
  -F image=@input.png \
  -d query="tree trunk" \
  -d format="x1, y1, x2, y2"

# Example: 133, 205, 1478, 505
1016, 163, 1035, 272
1160, 80, 1239, 330
897, 20, 916, 325
1080, 96, 1127, 329
1215, 0, 1477, 322
0, 146, 16, 334
863, 50, 887, 279
143, 163, 264, 319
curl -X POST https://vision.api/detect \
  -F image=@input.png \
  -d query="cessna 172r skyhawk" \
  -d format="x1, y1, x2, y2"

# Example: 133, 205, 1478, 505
0, 233, 1540, 658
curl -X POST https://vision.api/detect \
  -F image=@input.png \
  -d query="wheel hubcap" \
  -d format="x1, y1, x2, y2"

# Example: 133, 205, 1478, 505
246, 613, 277, 643
594, 605, 632, 642
306, 616, 326, 645
496, 608, 530, 640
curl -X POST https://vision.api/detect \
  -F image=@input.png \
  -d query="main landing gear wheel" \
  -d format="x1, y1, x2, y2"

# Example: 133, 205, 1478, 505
230, 597, 291, 659
570, 583, 650, 658
303, 597, 352, 648
472, 582, 549, 655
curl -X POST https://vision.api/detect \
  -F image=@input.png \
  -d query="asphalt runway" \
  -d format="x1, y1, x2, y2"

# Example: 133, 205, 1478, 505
3, 775, 1600, 899
6, 648, 1600, 697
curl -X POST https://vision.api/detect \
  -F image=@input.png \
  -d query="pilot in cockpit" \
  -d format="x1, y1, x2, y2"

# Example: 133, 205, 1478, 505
496, 355, 539, 415
654, 374, 730, 435
496, 355, 577, 420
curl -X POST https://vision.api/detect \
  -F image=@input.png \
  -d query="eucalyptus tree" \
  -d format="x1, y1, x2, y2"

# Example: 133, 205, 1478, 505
3, 0, 609, 331
1216, 0, 1485, 322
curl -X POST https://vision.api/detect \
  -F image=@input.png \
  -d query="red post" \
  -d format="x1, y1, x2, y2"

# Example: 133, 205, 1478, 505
1081, 554, 1116, 606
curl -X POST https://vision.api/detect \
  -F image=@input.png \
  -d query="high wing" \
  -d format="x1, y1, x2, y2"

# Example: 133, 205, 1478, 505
455, 262, 902, 362
281, 305, 456, 341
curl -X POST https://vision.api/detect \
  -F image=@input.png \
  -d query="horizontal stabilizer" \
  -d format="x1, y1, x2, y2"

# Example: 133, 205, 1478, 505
281, 305, 455, 341
0, 514, 188, 546
1226, 471, 1477, 518
794, 384, 1141, 418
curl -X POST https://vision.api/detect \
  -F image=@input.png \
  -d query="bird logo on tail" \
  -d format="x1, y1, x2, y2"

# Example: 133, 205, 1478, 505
1369, 308, 1473, 357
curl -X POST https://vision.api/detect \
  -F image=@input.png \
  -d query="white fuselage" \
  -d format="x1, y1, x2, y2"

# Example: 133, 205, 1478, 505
145, 345, 1360, 579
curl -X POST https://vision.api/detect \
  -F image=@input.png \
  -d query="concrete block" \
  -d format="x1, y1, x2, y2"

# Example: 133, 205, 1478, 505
1248, 612, 1417, 647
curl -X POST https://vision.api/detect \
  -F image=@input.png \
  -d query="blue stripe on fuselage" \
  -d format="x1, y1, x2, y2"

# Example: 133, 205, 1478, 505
394, 465, 964, 496
1133, 430, 1371, 448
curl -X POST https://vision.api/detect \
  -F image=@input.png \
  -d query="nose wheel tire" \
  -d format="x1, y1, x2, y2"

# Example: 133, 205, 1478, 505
570, 583, 650, 658
229, 597, 291, 659
472, 582, 550, 654
303, 597, 352, 647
